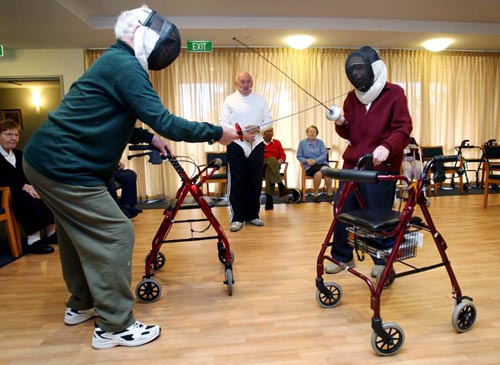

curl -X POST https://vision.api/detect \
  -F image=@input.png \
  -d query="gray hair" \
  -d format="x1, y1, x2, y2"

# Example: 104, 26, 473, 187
114, 4, 152, 40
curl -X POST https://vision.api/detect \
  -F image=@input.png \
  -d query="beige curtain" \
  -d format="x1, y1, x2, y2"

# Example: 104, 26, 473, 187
84, 47, 500, 200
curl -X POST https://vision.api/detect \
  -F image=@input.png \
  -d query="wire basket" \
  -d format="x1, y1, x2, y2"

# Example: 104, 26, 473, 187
347, 227, 420, 261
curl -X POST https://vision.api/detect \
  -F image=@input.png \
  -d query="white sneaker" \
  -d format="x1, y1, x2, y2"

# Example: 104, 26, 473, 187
324, 259, 355, 274
230, 221, 243, 232
92, 321, 161, 350
371, 265, 385, 278
64, 307, 99, 326
247, 218, 264, 226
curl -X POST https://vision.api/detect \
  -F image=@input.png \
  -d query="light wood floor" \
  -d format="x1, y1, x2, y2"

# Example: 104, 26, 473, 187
1, 193, 499, 364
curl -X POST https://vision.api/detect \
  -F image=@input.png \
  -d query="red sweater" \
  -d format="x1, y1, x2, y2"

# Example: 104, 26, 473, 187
264, 139, 286, 161
336, 82, 412, 172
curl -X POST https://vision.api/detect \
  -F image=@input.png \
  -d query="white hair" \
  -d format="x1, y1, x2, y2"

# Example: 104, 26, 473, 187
114, 4, 152, 40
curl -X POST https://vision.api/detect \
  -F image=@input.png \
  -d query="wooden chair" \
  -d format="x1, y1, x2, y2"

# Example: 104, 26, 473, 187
420, 146, 464, 196
262, 161, 288, 191
262, 161, 288, 194
300, 154, 338, 202
204, 152, 228, 197
0, 186, 22, 258
482, 144, 500, 208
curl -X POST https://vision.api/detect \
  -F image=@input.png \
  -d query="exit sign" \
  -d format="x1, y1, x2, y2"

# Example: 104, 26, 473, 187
187, 40, 213, 52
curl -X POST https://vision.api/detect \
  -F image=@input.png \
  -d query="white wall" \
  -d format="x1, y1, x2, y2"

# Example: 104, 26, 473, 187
0, 49, 84, 94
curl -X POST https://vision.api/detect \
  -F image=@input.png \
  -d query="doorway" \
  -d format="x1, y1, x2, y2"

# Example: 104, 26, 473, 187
0, 76, 63, 148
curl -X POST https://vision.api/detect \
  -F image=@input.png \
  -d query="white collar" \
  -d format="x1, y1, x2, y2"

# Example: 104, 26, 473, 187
0, 145, 12, 157
355, 60, 387, 105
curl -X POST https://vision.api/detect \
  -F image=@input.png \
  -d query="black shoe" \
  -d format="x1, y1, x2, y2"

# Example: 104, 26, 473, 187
27, 240, 54, 254
123, 204, 142, 215
132, 206, 143, 214
313, 195, 321, 203
278, 186, 292, 197
265, 194, 274, 210
122, 208, 138, 219
45, 233, 58, 245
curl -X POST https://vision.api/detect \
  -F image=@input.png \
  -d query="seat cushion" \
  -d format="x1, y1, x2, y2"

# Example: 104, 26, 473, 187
338, 208, 422, 231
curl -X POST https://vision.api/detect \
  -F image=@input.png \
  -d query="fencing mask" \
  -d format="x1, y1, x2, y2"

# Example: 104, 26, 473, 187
345, 46, 387, 105
135, 10, 181, 71
345, 46, 381, 92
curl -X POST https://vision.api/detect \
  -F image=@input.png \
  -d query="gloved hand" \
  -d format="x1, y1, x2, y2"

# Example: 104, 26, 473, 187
326, 105, 345, 125
372, 145, 390, 166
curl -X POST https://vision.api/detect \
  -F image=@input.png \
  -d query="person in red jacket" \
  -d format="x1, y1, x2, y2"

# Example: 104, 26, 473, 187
262, 127, 290, 210
325, 46, 412, 276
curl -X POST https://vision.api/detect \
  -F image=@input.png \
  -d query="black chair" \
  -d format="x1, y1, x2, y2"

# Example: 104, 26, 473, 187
482, 143, 500, 208
420, 146, 464, 196
455, 139, 484, 189
204, 152, 227, 196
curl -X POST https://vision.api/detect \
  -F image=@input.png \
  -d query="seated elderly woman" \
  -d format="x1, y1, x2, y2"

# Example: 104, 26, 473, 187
0, 119, 56, 254
296, 125, 334, 202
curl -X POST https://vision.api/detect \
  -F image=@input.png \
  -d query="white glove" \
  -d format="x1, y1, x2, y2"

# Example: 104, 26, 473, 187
372, 145, 390, 166
326, 105, 345, 125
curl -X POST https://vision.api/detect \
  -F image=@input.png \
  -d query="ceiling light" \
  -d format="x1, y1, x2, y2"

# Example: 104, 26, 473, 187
423, 38, 453, 52
285, 35, 315, 50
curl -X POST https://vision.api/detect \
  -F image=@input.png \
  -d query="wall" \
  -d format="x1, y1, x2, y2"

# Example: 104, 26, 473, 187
0, 49, 84, 94
0, 87, 62, 148
0, 48, 84, 147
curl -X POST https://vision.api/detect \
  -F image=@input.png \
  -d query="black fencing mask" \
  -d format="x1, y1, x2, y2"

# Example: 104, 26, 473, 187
345, 46, 380, 92
141, 11, 181, 70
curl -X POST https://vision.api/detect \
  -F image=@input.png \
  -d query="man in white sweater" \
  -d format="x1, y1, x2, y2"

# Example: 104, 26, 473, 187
219, 72, 273, 232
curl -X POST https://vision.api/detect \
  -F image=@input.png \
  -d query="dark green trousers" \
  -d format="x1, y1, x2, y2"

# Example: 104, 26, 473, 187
23, 159, 135, 332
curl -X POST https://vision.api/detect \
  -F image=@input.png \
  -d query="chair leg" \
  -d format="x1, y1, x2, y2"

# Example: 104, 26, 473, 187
5, 215, 22, 258
483, 180, 489, 208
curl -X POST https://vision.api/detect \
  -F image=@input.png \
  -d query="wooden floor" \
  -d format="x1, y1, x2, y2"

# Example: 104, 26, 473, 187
1, 193, 499, 364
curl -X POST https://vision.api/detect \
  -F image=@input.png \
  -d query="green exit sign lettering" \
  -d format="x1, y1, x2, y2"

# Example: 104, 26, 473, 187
187, 40, 213, 53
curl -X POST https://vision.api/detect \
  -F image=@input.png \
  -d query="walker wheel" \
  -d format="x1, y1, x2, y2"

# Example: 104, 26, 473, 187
452, 300, 477, 332
316, 282, 343, 308
224, 269, 234, 296
145, 251, 166, 271
371, 322, 405, 356
376, 267, 396, 289
218, 245, 235, 265
135, 278, 162, 303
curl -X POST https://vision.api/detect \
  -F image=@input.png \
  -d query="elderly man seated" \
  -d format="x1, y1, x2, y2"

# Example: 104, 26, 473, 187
262, 127, 291, 210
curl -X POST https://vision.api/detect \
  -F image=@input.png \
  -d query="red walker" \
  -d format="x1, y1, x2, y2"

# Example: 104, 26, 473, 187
128, 146, 235, 302
315, 154, 476, 356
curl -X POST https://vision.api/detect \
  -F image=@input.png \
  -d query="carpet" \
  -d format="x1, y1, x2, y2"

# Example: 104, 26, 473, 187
137, 191, 327, 210
137, 185, 498, 210
425, 184, 498, 197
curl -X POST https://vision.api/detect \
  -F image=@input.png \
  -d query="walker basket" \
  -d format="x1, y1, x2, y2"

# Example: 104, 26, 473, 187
347, 227, 420, 261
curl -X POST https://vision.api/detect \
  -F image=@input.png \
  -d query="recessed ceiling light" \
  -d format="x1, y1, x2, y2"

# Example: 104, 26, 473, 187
423, 38, 453, 52
285, 35, 315, 50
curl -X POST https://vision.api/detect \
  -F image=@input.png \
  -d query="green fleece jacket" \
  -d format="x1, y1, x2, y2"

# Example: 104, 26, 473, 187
24, 40, 222, 186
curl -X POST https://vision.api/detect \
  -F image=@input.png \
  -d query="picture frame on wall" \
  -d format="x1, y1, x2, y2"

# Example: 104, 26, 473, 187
1, 109, 23, 128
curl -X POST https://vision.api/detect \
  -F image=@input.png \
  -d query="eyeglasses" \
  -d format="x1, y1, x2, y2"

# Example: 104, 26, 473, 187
1, 132, 20, 138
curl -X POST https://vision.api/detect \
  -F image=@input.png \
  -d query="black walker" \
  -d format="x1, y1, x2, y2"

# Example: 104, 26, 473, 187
315, 155, 476, 356
128, 145, 235, 302
455, 139, 485, 189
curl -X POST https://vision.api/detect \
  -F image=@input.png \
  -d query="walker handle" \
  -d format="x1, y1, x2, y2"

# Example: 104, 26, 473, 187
321, 167, 379, 183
